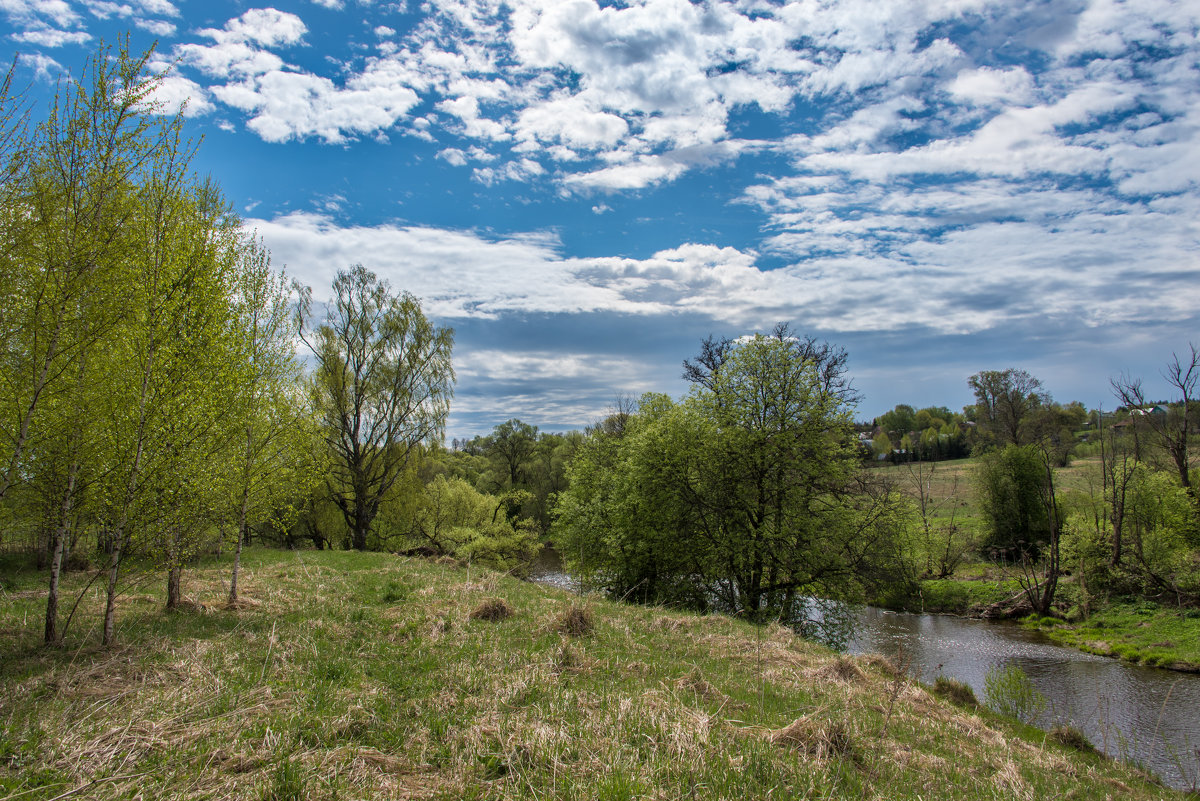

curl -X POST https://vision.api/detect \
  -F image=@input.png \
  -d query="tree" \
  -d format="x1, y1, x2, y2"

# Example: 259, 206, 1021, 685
968, 369, 1048, 448
877, 404, 916, 437
556, 325, 909, 634
975, 443, 1062, 614
486, 418, 538, 489
1112, 344, 1198, 499
226, 237, 304, 604
299, 264, 454, 551
405, 475, 538, 570
1, 41, 234, 644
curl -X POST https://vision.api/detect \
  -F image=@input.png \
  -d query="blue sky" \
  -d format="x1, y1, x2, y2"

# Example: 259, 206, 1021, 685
4, 0, 1199, 437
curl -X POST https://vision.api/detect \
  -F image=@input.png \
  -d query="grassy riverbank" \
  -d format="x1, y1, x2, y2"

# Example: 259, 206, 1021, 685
1023, 604, 1200, 672
0, 549, 1183, 799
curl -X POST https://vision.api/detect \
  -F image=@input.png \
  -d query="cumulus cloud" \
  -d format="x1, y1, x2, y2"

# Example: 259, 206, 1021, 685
145, 72, 214, 116
17, 51, 61, 80
167, 8, 429, 143
217, 8, 307, 47
1, 0, 81, 28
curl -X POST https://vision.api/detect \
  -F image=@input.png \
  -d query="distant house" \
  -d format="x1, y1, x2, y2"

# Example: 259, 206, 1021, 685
1131, 405, 1170, 418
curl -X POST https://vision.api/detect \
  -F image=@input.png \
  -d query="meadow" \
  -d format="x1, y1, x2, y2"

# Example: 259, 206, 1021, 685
0, 549, 1179, 800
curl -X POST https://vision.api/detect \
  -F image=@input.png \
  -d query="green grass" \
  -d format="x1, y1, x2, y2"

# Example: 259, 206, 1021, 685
1029, 603, 1200, 671
916, 577, 1024, 614
0, 548, 1181, 799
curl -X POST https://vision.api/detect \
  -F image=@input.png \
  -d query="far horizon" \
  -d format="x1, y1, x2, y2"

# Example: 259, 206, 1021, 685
4, 0, 1197, 436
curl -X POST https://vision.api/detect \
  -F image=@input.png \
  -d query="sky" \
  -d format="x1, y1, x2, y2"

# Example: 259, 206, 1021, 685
3, 0, 1199, 437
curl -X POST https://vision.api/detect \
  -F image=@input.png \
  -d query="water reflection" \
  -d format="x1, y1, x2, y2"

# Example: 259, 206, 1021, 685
848, 606, 1200, 791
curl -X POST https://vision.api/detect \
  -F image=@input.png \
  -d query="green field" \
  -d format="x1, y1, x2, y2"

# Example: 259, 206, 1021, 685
0, 549, 1179, 799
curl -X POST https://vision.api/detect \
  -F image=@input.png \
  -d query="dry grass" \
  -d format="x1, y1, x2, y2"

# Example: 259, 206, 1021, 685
554, 605, 593, 637
470, 597, 513, 622
0, 548, 1177, 801
770, 714, 858, 761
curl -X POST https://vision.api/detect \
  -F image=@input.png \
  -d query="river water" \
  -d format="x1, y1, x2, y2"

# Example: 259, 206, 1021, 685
529, 549, 1200, 791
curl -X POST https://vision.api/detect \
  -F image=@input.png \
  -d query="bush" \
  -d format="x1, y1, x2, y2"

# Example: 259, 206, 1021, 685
984, 664, 1046, 723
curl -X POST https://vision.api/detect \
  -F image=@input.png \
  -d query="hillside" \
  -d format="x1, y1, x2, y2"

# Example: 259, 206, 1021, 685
0, 550, 1178, 800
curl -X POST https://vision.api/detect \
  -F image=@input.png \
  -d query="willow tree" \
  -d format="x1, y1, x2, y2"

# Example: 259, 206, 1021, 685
556, 325, 909, 636
298, 265, 454, 551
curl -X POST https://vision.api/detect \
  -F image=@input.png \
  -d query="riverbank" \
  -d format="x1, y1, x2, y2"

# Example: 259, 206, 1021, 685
877, 574, 1200, 673
1023, 603, 1200, 673
0, 549, 1178, 799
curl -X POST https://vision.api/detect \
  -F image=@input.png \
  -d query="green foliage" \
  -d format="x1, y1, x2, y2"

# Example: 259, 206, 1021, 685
975, 445, 1054, 558
554, 327, 910, 631
877, 404, 916, 436
0, 40, 322, 641
984, 664, 1046, 724
407, 475, 538, 571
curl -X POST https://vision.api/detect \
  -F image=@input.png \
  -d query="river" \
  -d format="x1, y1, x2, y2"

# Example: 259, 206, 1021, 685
529, 548, 1200, 791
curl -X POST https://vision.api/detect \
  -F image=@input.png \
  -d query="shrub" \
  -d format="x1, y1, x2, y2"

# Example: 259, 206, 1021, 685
984, 664, 1046, 723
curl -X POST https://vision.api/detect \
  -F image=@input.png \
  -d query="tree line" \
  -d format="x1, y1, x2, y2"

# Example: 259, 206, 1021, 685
4, 43, 1197, 653
0, 45, 550, 647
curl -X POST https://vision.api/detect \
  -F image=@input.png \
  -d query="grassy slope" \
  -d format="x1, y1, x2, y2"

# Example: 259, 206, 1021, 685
0, 549, 1179, 800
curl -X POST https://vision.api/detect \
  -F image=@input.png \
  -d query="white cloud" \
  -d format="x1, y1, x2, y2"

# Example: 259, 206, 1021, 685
948, 66, 1036, 106
11, 27, 90, 46
456, 350, 647, 382
136, 0, 179, 16
473, 158, 544, 185
17, 51, 61, 80
212, 68, 421, 143
171, 8, 430, 143
82, 2, 132, 20
437, 147, 469, 167
146, 73, 215, 116
135, 17, 175, 35
0, 0, 80, 28
515, 96, 629, 150
219, 8, 307, 47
